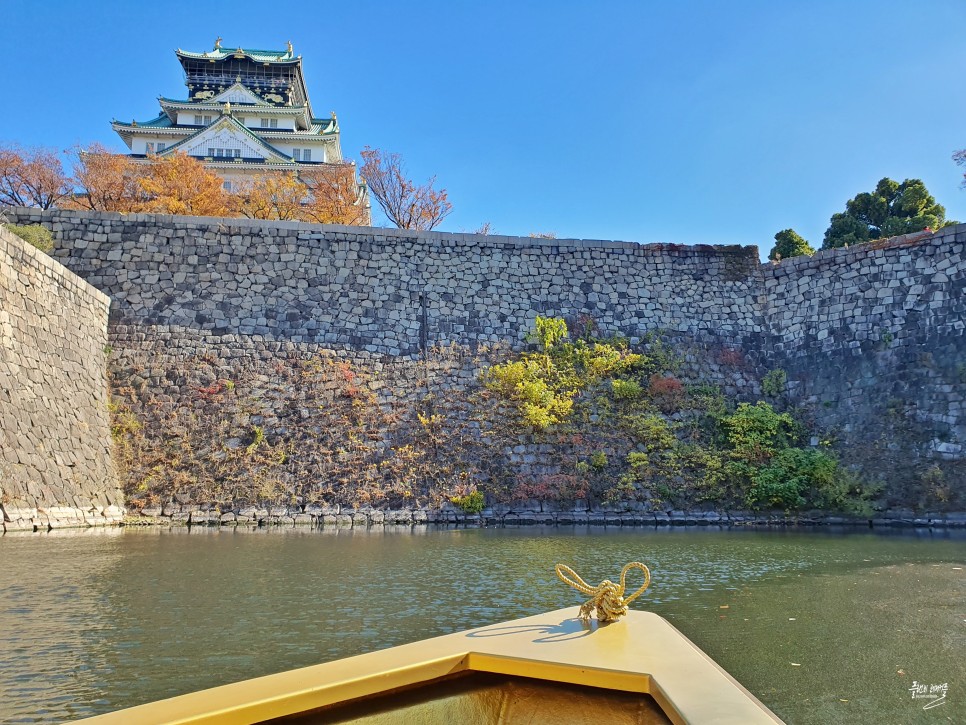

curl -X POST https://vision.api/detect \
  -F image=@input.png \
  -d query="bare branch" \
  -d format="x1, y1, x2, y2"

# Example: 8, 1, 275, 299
359, 147, 452, 230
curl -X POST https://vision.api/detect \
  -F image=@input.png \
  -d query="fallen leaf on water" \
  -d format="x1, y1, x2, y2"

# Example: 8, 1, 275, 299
897, 669, 906, 676
719, 605, 730, 609
791, 663, 801, 667
789, 617, 796, 621
840, 699, 849, 703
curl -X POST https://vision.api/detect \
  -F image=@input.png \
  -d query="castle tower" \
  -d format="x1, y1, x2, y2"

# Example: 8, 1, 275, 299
111, 39, 369, 221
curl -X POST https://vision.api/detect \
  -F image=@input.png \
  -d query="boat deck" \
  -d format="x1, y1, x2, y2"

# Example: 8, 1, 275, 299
77, 607, 783, 724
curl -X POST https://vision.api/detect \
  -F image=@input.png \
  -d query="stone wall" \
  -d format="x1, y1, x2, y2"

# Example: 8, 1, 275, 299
0, 223, 124, 531
4, 208, 764, 355
2, 207, 963, 512
760, 226, 966, 502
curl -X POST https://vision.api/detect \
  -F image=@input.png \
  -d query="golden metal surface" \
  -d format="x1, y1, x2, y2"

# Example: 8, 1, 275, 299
556, 562, 651, 622
75, 608, 782, 725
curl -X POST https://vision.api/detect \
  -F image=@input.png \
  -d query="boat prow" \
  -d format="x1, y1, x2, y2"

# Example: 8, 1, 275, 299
77, 607, 782, 724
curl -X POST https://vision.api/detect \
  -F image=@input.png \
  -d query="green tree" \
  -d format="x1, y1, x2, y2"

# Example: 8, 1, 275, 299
954, 149, 966, 188
822, 177, 948, 249
768, 228, 814, 261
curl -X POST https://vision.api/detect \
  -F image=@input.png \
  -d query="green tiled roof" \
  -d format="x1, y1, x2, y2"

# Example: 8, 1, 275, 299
114, 114, 174, 128
310, 118, 337, 133
159, 97, 306, 112
176, 45, 298, 63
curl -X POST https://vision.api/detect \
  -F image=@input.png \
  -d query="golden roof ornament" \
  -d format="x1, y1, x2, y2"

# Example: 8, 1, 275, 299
222, 102, 232, 116
556, 562, 651, 623
287, 40, 293, 56
214, 36, 222, 50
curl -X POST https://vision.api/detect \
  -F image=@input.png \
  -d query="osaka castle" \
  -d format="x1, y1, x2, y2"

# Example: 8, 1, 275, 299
111, 38, 370, 221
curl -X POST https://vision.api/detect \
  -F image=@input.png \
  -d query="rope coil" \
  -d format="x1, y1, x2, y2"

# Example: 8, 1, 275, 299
555, 562, 651, 623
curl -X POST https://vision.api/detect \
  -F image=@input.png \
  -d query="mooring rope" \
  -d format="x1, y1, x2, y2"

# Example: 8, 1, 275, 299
555, 562, 651, 622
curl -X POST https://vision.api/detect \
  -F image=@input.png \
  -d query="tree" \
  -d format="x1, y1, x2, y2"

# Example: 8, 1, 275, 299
822, 177, 948, 249
954, 149, 966, 188
768, 228, 814, 261
137, 152, 230, 217
232, 165, 369, 225
67, 143, 145, 212
233, 172, 307, 221
0, 143, 72, 209
359, 147, 452, 230
301, 164, 370, 226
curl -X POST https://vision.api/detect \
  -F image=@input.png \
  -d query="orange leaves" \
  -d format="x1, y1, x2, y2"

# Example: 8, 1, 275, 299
136, 152, 230, 217
0, 143, 72, 209
234, 172, 307, 221
300, 164, 371, 225
4, 142, 370, 225
68, 148, 229, 217
68, 143, 145, 212
233, 165, 368, 225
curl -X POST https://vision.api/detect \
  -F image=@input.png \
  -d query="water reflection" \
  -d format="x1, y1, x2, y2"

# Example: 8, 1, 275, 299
0, 526, 962, 724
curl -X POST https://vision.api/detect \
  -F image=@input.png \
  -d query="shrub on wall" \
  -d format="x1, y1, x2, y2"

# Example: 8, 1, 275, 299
478, 318, 873, 513
4, 223, 53, 253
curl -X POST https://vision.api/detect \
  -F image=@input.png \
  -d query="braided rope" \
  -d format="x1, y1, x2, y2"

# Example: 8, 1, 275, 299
555, 562, 651, 623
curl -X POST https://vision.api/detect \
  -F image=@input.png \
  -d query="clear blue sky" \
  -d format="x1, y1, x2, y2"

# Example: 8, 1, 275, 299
3, 0, 964, 256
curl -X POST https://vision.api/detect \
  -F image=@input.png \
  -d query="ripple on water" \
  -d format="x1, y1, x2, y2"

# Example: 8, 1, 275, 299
0, 526, 962, 724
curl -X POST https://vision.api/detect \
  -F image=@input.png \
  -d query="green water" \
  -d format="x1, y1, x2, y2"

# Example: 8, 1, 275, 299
0, 526, 962, 724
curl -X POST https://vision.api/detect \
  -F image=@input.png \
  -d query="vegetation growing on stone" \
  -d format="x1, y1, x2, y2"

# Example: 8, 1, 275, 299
761, 368, 787, 397
5, 223, 53, 253
450, 490, 485, 514
478, 318, 874, 513
108, 316, 880, 516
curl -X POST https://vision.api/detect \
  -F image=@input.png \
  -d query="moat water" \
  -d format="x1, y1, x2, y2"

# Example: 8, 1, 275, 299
0, 526, 962, 724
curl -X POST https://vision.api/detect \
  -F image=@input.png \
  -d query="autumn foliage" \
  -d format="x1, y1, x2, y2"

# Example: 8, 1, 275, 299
0, 144, 72, 209
137, 153, 231, 217
2, 143, 371, 225
234, 165, 368, 225
67, 144, 145, 213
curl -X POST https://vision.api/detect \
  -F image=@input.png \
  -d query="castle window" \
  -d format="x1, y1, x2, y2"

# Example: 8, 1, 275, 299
293, 148, 301, 161
194, 114, 203, 125
157, 142, 166, 152
145, 142, 155, 154
223, 180, 233, 191
207, 148, 242, 159
302, 148, 311, 161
